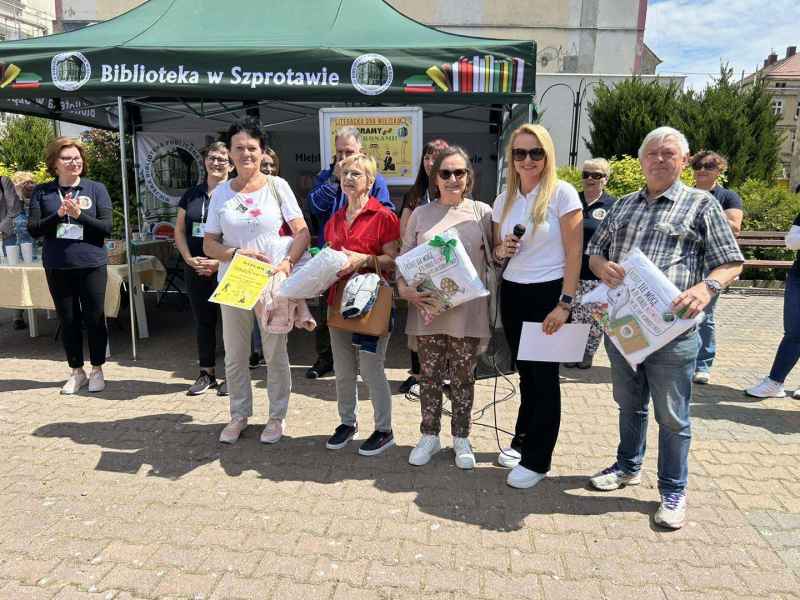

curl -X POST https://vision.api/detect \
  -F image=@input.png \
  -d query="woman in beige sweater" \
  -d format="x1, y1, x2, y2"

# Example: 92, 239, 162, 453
397, 145, 493, 470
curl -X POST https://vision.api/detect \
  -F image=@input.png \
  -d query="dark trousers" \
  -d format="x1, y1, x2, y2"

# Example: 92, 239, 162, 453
314, 300, 333, 363
500, 277, 563, 473
185, 265, 219, 369
410, 350, 420, 375
46, 266, 108, 369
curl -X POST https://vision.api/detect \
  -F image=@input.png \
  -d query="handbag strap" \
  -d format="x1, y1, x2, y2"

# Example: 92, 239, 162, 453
266, 175, 284, 214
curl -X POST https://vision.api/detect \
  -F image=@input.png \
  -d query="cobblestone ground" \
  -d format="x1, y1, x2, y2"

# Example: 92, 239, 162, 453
0, 292, 798, 600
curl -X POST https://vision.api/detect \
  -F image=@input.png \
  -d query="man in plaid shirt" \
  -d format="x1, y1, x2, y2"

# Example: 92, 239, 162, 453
585, 126, 744, 529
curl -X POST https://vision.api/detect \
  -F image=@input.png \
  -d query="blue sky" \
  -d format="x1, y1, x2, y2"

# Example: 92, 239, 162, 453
645, 0, 797, 89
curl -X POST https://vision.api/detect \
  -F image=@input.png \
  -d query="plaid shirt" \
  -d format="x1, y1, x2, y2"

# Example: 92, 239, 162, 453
586, 179, 744, 291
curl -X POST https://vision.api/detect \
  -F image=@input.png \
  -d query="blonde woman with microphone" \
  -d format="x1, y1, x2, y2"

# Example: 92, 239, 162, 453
492, 124, 583, 489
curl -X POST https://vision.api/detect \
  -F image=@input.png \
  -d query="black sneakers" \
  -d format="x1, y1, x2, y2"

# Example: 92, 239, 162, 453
326, 423, 357, 450
306, 358, 334, 379
188, 370, 217, 396
216, 381, 228, 396
249, 352, 265, 369
358, 430, 395, 456
399, 375, 418, 394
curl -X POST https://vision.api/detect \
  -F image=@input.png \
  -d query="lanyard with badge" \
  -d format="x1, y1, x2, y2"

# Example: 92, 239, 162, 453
192, 194, 209, 238
56, 187, 84, 240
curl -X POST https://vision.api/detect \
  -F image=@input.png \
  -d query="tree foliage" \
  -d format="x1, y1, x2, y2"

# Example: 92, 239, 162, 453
585, 68, 781, 187
0, 115, 55, 170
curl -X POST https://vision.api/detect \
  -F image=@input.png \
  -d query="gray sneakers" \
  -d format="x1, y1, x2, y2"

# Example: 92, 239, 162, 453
589, 464, 642, 491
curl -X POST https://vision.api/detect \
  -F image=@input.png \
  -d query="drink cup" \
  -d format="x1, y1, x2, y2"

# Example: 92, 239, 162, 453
20, 242, 33, 263
5, 245, 20, 265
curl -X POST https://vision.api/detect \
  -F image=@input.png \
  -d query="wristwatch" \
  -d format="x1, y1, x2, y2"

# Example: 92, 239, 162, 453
558, 293, 574, 310
703, 278, 722, 296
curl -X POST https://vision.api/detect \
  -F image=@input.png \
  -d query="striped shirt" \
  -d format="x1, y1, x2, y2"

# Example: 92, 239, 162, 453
586, 179, 744, 291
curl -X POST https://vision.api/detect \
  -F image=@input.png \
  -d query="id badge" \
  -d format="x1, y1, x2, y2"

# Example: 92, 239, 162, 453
57, 223, 84, 240
192, 222, 205, 238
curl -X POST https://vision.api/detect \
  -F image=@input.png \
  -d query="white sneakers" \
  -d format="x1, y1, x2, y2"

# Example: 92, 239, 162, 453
408, 434, 441, 466
61, 370, 88, 395
219, 417, 248, 444
745, 376, 786, 398
692, 371, 711, 385
260, 418, 285, 444
453, 437, 475, 470
497, 447, 521, 469
506, 465, 547, 489
88, 370, 106, 393
654, 492, 687, 529
408, 435, 477, 469
589, 464, 642, 491
61, 369, 105, 395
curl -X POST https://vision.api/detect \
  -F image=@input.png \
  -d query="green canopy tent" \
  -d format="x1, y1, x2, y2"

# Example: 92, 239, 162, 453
0, 0, 536, 358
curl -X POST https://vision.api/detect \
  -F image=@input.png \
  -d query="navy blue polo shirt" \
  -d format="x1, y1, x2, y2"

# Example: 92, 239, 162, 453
178, 183, 211, 258
580, 191, 616, 281
710, 185, 743, 211
27, 178, 113, 269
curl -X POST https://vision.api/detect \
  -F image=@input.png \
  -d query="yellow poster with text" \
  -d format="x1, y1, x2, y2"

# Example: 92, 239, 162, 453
209, 254, 273, 310
330, 114, 414, 180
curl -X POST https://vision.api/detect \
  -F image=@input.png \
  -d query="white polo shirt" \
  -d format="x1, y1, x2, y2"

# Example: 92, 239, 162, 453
492, 180, 582, 284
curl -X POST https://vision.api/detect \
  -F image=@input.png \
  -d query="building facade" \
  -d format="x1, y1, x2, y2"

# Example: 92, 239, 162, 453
54, 0, 143, 32
741, 47, 800, 189
0, 0, 52, 40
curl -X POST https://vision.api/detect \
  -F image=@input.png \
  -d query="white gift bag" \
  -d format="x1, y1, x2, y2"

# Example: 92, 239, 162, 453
396, 228, 488, 316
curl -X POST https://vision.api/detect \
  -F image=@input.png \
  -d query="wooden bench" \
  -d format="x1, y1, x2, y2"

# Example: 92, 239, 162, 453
737, 231, 793, 270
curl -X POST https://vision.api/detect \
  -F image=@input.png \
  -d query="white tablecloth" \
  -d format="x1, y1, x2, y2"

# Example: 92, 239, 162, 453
0, 256, 166, 318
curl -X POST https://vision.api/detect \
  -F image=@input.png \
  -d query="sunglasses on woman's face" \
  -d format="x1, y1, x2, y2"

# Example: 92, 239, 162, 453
512, 147, 546, 162
692, 162, 718, 172
438, 168, 468, 180
582, 171, 606, 180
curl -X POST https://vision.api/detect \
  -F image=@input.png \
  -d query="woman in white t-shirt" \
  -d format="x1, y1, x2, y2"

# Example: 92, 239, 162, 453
492, 124, 583, 490
203, 119, 310, 445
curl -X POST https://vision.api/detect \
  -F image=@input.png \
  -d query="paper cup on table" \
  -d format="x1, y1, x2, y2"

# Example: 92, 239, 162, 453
5, 245, 20, 265
20, 242, 33, 263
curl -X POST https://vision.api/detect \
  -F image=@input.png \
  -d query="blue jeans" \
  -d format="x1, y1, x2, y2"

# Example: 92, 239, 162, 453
694, 295, 718, 373
769, 270, 800, 383
606, 331, 698, 495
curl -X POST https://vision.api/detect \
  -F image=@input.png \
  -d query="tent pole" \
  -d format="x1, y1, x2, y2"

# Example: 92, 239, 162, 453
130, 131, 143, 232
117, 96, 138, 360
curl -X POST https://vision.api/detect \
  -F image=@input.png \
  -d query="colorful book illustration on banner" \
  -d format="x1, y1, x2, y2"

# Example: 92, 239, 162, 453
405, 55, 526, 95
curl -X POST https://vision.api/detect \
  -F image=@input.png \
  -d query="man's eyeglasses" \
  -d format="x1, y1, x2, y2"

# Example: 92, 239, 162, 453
438, 168, 468, 180
582, 171, 606, 180
512, 147, 546, 162
692, 162, 718, 172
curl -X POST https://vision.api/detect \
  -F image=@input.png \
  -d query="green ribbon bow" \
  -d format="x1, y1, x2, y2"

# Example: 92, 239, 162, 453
429, 235, 458, 263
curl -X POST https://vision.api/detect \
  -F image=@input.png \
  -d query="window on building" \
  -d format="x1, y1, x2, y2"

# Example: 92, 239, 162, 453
796, 104, 800, 120
773, 99, 784, 115
793, 131, 797, 154
775, 82, 787, 88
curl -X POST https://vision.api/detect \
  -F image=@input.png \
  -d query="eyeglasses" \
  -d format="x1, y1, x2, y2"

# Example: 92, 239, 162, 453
512, 147, 546, 162
342, 170, 365, 180
207, 157, 229, 165
438, 168, 468, 180
59, 156, 82, 163
582, 171, 606, 180
692, 162, 718, 172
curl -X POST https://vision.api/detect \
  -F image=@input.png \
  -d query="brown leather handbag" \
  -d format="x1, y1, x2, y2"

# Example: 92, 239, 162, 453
328, 256, 393, 337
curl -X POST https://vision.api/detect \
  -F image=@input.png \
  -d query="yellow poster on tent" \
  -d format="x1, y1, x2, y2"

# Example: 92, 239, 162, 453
319, 107, 423, 186
209, 254, 273, 310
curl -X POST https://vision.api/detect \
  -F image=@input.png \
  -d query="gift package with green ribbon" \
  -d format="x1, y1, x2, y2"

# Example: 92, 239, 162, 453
396, 227, 489, 319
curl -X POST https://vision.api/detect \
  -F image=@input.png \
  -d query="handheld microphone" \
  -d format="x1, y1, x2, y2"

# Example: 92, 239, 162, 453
512, 224, 527, 239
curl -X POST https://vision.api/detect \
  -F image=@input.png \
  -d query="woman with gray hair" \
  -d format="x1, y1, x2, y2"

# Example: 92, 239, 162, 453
564, 157, 616, 369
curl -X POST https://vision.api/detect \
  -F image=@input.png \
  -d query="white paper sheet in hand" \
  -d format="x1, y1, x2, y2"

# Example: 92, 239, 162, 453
517, 322, 591, 363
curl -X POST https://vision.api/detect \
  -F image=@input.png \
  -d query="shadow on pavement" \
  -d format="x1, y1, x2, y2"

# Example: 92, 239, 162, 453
32, 412, 656, 532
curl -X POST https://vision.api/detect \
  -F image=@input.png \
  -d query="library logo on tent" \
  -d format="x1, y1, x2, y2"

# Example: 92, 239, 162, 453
52, 51, 91, 91
351, 54, 393, 96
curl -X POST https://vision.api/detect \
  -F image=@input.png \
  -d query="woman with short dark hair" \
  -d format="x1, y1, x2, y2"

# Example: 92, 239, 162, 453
204, 119, 310, 445
28, 137, 113, 394
174, 141, 232, 396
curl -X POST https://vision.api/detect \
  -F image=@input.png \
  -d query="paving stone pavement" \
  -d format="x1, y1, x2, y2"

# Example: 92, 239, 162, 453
0, 292, 798, 600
